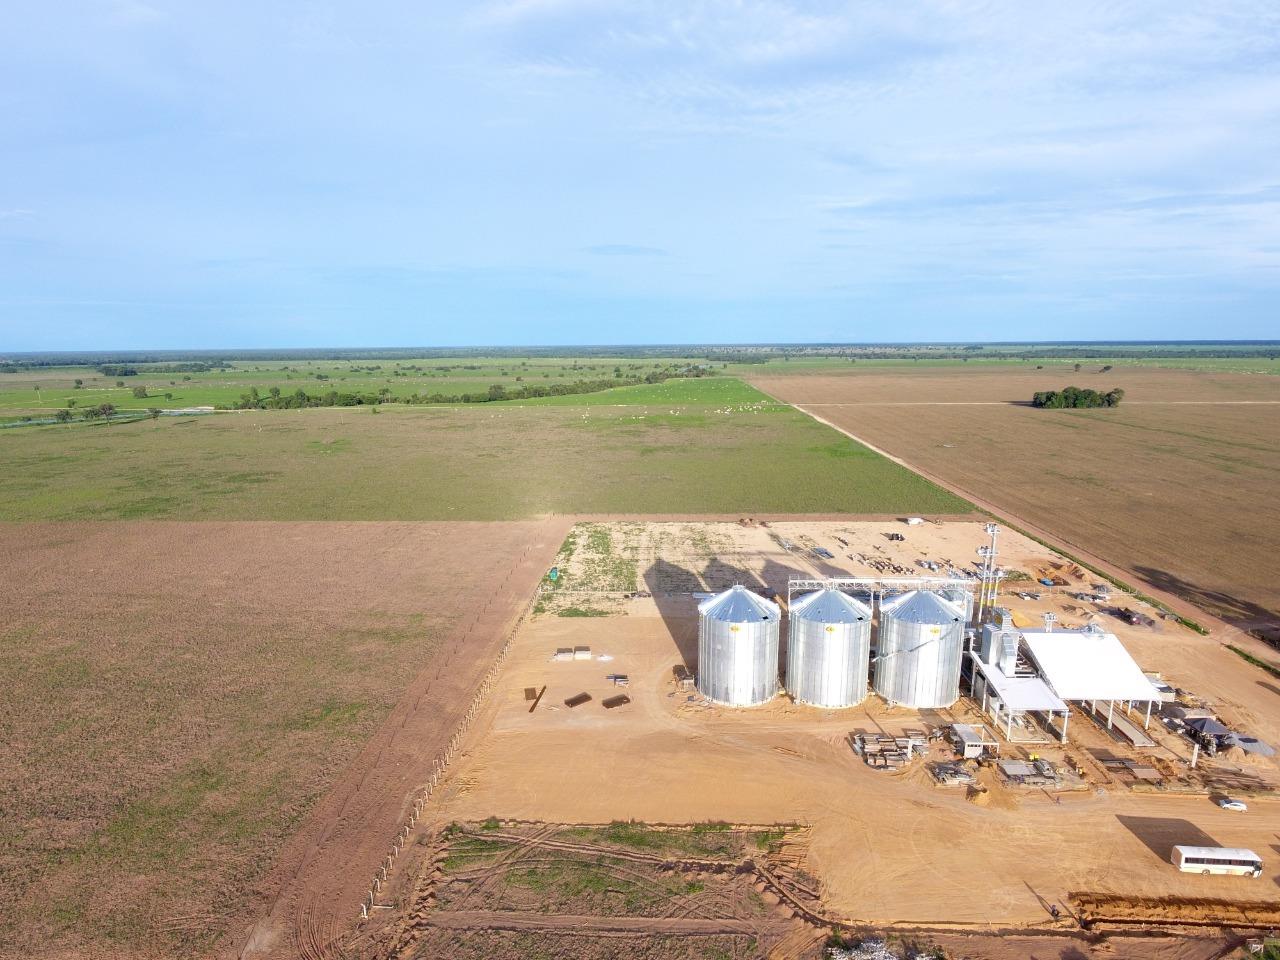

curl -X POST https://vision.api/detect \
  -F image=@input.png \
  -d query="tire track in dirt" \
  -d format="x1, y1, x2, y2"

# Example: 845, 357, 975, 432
421, 910, 759, 935
233, 518, 574, 960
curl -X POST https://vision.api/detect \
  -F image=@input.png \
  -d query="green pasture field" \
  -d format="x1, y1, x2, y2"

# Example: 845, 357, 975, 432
498, 375, 769, 406
3, 352, 1275, 414
0, 356, 710, 413
0, 403, 972, 521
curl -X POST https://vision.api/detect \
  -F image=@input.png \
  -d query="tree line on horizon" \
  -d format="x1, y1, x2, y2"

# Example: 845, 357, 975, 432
228, 366, 708, 410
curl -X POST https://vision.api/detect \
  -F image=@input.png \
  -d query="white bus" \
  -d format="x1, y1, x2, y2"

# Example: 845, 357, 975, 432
1171, 845, 1263, 877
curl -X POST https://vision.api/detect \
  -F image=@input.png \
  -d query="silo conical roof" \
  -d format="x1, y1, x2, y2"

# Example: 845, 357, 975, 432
698, 584, 779, 622
791, 588, 871, 623
881, 589, 963, 624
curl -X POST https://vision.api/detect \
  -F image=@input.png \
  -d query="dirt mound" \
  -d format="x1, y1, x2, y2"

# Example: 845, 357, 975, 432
1072, 892, 1280, 929
973, 767, 1019, 810
965, 786, 991, 806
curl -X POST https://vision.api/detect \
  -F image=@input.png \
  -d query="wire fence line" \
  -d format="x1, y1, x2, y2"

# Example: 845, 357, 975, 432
356, 544, 543, 923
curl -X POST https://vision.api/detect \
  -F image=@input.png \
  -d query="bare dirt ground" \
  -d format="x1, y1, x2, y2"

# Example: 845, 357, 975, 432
234, 519, 572, 960
752, 369, 1280, 638
0, 519, 569, 960
393, 521, 1280, 959
753, 367, 1280, 404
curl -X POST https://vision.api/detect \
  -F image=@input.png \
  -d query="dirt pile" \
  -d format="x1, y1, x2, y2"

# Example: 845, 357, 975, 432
1072, 892, 1280, 929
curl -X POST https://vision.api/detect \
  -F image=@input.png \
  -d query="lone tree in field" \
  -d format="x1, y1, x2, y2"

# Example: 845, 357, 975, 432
1031, 386, 1124, 409
131, 385, 148, 399
54, 408, 72, 422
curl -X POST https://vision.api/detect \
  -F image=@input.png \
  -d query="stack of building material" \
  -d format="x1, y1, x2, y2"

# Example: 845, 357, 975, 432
997, 758, 1063, 787
853, 733, 926, 769
929, 762, 977, 786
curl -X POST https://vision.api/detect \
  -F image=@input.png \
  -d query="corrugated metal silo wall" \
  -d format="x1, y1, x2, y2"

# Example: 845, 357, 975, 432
786, 611, 872, 708
873, 598, 964, 708
697, 613, 780, 706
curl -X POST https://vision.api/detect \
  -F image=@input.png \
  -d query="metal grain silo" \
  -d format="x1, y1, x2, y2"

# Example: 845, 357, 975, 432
941, 587, 975, 626
873, 590, 965, 708
786, 588, 873, 708
697, 585, 780, 706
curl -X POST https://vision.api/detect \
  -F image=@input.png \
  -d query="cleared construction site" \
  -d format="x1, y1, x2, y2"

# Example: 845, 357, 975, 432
356, 518, 1280, 959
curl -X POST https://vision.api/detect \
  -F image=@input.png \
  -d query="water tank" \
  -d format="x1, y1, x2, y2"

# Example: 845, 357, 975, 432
786, 588, 873, 708
873, 590, 965, 708
697, 585, 781, 706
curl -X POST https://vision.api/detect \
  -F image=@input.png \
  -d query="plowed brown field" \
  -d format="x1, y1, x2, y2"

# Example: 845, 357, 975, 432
0, 519, 570, 960
753, 369, 1280, 630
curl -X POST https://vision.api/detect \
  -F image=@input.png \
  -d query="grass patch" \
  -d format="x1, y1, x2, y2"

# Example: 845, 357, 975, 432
563, 820, 789, 860
556, 606, 610, 618
443, 837, 511, 870
754, 828, 787, 851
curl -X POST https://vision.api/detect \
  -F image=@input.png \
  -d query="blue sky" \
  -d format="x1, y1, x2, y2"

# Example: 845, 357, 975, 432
2, 1, 1279, 349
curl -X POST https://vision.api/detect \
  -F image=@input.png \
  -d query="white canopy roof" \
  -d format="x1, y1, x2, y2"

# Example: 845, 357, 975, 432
971, 656, 1068, 713
1022, 629, 1160, 702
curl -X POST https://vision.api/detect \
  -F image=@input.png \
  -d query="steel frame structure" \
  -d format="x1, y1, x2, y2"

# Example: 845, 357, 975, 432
787, 576, 976, 616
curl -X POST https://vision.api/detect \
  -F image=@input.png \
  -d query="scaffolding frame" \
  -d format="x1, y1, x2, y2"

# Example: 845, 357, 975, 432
787, 576, 977, 617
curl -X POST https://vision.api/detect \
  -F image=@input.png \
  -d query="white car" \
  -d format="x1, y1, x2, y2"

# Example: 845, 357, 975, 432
1216, 798, 1247, 812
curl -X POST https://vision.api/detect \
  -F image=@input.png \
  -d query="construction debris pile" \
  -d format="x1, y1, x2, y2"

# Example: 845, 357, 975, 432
997, 757, 1063, 787
929, 762, 977, 787
1162, 701, 1276, 759
828, 938, 944, 960
852, 731, 929, 770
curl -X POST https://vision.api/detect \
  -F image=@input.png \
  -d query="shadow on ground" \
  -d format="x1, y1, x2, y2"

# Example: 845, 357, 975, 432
1132, 565, 1279, 636
1116, 815, 1218, 863
644, 559, 700, 670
